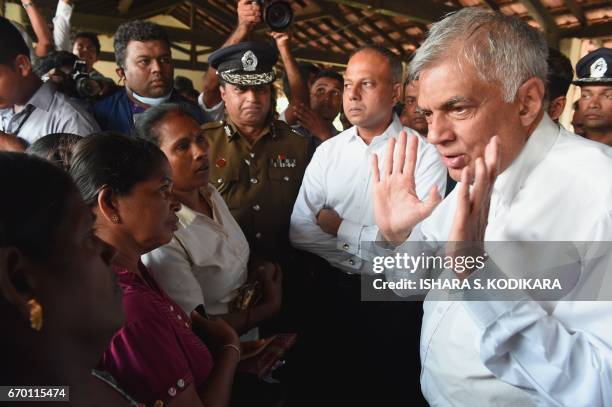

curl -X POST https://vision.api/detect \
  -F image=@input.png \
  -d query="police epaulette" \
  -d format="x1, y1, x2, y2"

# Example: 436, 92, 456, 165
201, 120, 225, 130
290, 127, 308, 138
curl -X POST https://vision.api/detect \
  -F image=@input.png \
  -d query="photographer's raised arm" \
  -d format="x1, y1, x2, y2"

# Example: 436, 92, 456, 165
201, 0, 261, 109
271, 31, 308, 126
21, 0, 53, 57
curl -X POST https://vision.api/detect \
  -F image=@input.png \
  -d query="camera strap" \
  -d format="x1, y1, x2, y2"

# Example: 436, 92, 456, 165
12, 105, 35, 137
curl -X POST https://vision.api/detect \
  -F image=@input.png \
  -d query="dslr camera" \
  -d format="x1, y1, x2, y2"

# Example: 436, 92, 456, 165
71, 60, 103, 99
254, 0, 294, 32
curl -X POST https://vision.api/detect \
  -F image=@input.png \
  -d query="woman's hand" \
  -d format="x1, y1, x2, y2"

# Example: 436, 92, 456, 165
191, 312, 240, 349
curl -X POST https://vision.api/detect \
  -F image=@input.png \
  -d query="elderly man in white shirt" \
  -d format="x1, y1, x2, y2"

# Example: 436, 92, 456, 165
288, 45, 446, 406
373, 8, 612, 406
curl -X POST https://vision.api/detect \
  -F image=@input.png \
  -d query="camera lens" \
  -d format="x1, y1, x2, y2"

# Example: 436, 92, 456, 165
264, 1, 293, 31
76, 77, 101, 98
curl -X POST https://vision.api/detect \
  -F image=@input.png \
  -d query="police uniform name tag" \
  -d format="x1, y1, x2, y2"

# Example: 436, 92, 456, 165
270, 154, 297, 168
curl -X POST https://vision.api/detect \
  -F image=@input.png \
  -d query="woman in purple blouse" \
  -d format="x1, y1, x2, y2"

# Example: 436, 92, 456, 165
70, 133, 240, 407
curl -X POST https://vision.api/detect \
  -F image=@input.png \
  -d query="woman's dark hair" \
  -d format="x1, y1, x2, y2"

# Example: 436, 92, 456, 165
27, 133, 83, 171
0, 153, 76, 261
134, 103, 198, 146
69, 132, 168, 205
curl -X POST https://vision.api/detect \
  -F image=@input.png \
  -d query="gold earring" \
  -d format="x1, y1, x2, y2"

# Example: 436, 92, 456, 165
28, 299, 43, 332
111, 215, 120, 224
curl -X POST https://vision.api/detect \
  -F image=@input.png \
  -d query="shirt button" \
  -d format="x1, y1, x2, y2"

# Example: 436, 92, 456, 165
348, 259, 355, 266
253, 204, 261, 211
250, 153, 255, 158
283, 176, 290, 182
177, 315, 182, 320
169, 306, 174, 311
342, 243, 349, 250
250, 177, 258, 184
184, 322, 189, 328
217, 178, 223, 183
255, 232, 262, 239
168, 387, 177, 397
177, 379, 185, 388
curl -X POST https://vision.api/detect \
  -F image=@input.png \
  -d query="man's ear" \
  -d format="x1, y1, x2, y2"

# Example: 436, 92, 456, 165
97, 186, 120, 224
392, 82, 402, 105
517, 77, 545, 128
0, 247, 37, 320
219, 84, 227, 102
547, 96, 566, 122
116, 66, 126, 82
14, 55, 32, 77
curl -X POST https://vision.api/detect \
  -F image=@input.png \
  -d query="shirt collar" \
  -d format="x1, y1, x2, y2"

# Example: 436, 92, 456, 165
348, 114, 403, 146
26, 81, 55, 112
493, 113, 559, 205
175, 185, 214, 226
224, 116, 275, 142
0, 82, 54, 120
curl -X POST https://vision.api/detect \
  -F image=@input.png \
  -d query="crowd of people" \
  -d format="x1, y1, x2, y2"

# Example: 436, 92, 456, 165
1, 0, 611, 406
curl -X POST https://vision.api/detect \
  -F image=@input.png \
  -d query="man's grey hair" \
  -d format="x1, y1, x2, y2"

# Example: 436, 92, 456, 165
409, 8, 548, 102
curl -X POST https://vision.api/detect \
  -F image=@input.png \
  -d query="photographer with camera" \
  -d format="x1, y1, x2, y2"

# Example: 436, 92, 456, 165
0, 17, 99, 145
34, 51, 116, 104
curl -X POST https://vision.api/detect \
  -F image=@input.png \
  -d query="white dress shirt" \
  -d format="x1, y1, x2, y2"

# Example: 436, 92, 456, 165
290, 115, 447, 272
0, 82, 100, 143
53, 0, 73, 52
142, 184, 250, 316
386, 115, 612, 406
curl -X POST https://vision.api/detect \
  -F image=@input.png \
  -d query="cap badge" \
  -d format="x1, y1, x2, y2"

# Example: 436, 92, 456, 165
590, 57, 607, 78
242, 50, 258, 72
216, 158, 227, 168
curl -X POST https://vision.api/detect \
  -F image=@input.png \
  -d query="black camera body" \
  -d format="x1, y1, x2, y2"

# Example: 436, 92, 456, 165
72, 60, 102, 99
255, 0, 293, 32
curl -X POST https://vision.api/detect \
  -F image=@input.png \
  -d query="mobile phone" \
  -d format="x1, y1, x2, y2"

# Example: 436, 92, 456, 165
195, 304, 210, 320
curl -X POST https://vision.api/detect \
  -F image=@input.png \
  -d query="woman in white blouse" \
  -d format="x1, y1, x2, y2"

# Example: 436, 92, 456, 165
137, 104, 282, 337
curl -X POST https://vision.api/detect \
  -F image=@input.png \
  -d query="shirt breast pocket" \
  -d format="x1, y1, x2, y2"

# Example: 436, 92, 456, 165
212, 165, 240, 204
268, 166, 299, 207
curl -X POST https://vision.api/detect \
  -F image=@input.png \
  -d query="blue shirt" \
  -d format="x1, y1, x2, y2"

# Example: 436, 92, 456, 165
93, 88, 207, 136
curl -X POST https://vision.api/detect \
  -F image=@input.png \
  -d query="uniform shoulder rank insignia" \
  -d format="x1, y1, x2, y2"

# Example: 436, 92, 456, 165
202, 120, 224, 130
224, 124, 235, 138
270, 153, 297, 168
291, 127, 308, 138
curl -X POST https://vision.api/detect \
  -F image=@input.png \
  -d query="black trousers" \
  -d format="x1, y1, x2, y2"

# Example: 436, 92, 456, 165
285, 252, 427, 406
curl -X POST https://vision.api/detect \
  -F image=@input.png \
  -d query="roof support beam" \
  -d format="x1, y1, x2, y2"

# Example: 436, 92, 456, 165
323, 0, 458, 25
564, 0, 587, 27
561, 20, 612, 38
517, 0, 560, 46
